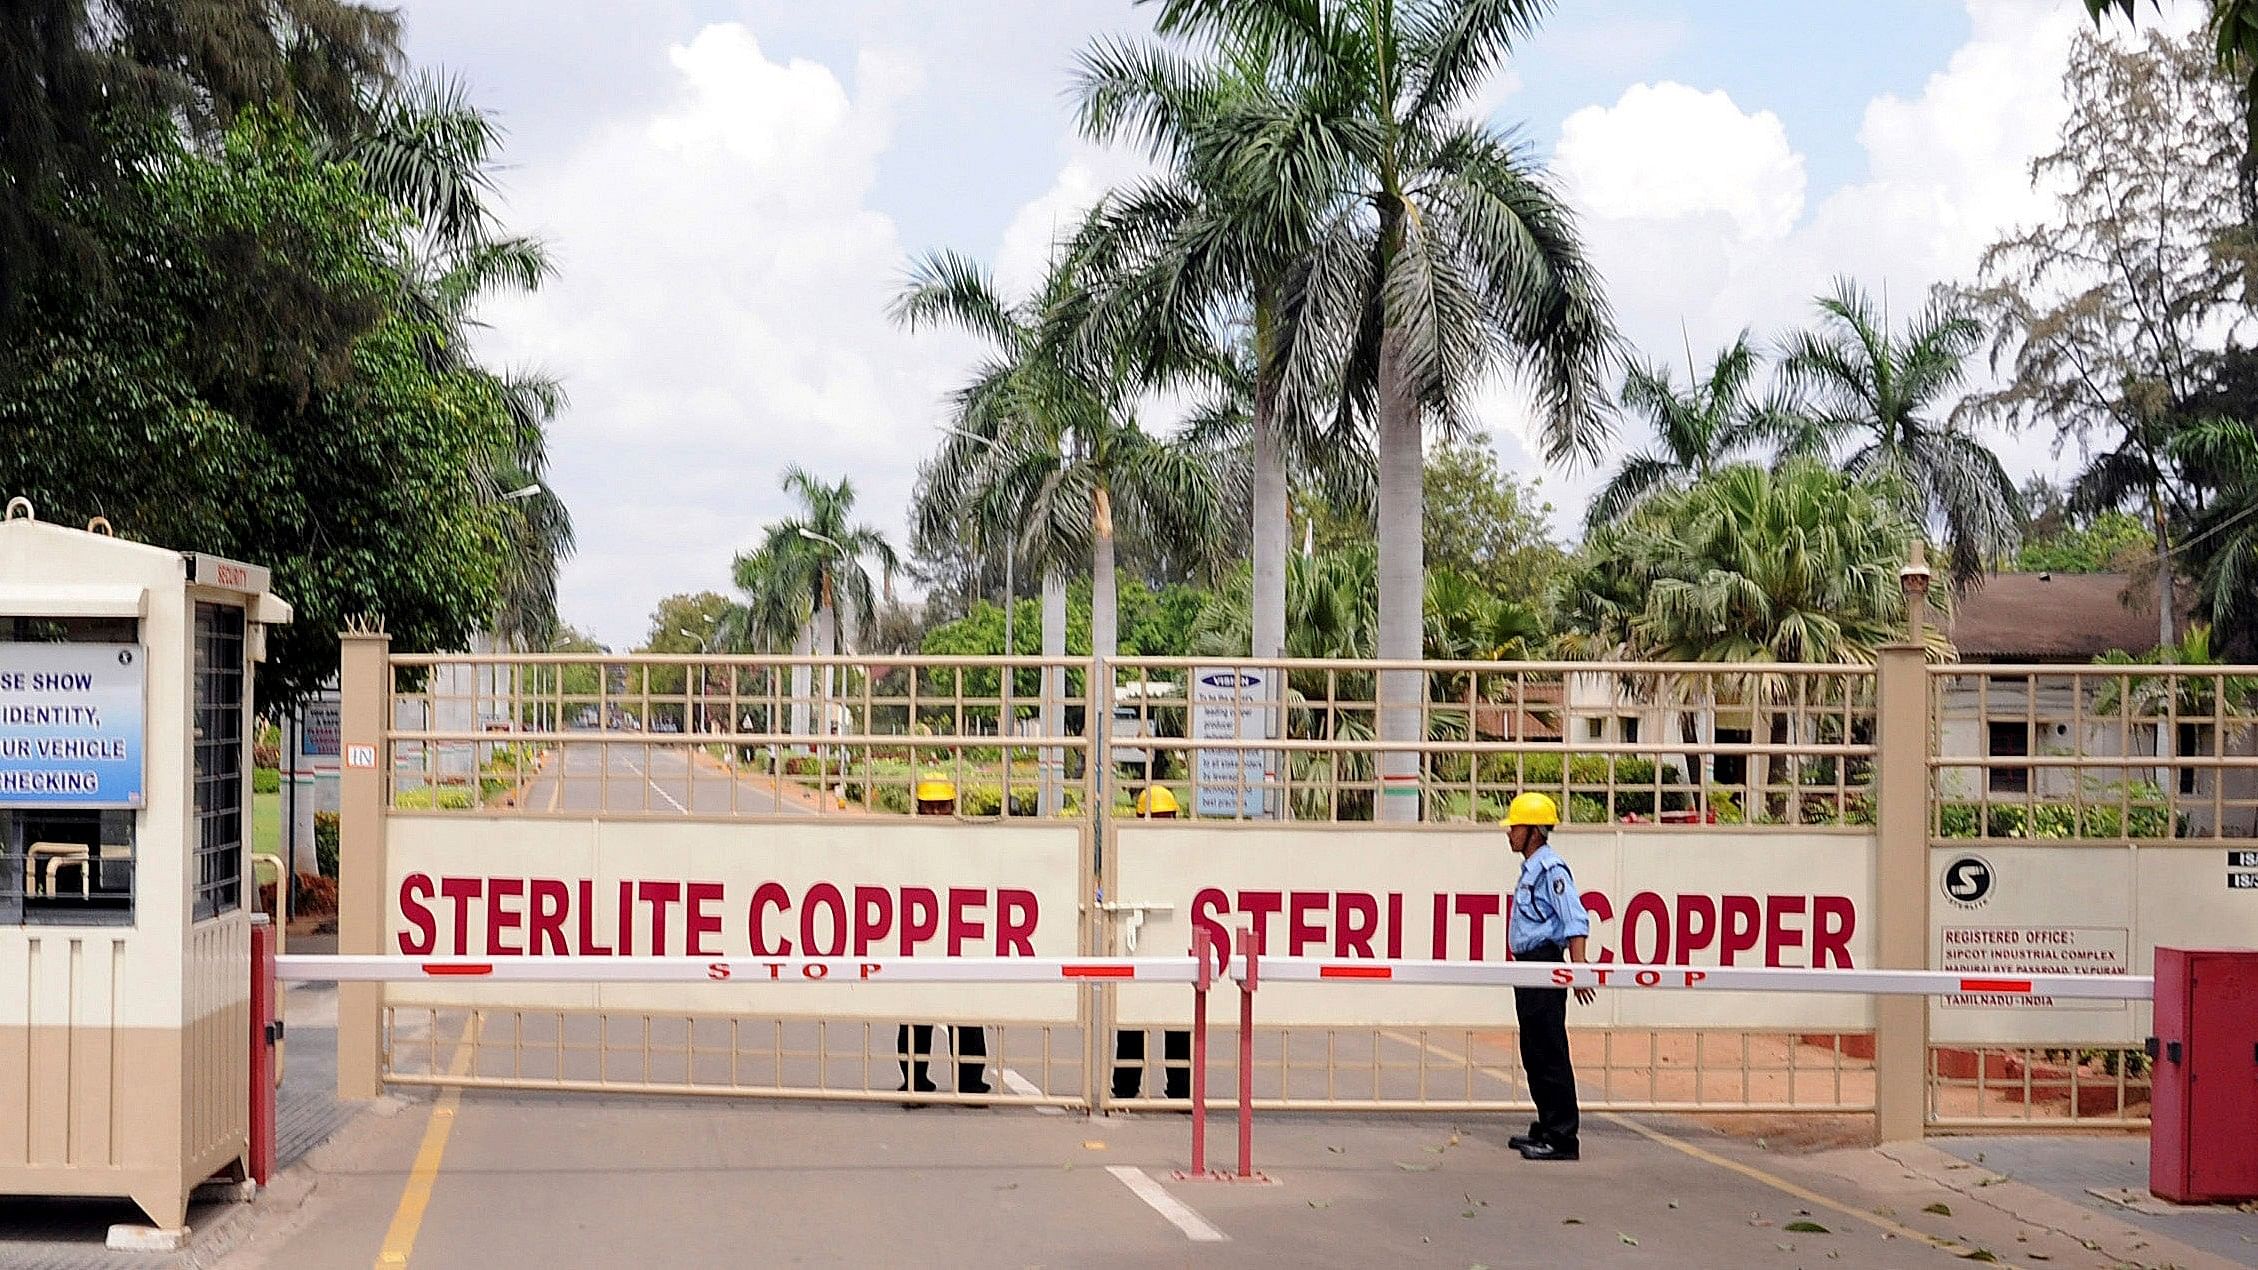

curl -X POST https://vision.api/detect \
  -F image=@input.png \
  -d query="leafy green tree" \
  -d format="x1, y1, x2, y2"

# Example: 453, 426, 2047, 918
1149, 0, 1619, 819
2083, 0, 2258, 213
0, 118, 529, 703
0, 0, 401, 323
1565, 461, 1949, 666
1594, 332, 1779, 529
1778, 279, 2017, 591
642, 593, 737, 653
2015, 511, 2154, 574
1421, 436, 1565, 600
1962, 28, 2256, 645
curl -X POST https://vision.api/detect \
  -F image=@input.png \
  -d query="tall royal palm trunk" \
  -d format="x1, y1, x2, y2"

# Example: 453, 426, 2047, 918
1039, 566, 1069, 816
813, 592, 837, 744
1091, 488, 1119, 665
788, 620, 814, 742
1375, 329, 1424, 823
1250, 305, 1288, 665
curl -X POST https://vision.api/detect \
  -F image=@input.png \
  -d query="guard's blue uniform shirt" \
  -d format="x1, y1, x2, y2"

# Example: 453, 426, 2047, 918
1509, 844, 1590, 955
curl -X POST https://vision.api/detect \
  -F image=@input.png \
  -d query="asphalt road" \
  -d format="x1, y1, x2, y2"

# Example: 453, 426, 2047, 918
515, 742, 796, 817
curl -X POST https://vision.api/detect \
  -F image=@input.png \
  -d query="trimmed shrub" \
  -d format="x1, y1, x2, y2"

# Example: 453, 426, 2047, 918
253, 767, 281, 795
314, 811, 340, 878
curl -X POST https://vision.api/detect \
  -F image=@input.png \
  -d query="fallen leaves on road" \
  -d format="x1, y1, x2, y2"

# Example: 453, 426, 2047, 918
1618, 1233, 1639, 1246
1784, 1221, 1830, 1234
1395, 1161, 1439, 1172
1922, 1202, 1952, 1216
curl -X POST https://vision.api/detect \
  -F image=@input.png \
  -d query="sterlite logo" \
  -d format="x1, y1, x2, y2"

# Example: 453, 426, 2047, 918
1942, 855, 1994, 909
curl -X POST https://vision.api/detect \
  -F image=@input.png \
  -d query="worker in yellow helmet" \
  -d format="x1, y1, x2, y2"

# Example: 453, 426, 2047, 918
1133, 785, 1180, 818
1114, 784, 1190, 1103
900, 773, 988, 1104
1503, 792, 1594, 1162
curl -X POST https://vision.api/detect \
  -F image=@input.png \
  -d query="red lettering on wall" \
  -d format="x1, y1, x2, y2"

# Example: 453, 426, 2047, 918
899, 887, 939, 956
1764, 895, 1807, 968
1622, 891, 1669, 965
528, 879, 569, 955
1811, 895, 1855, 968
854, 885, 893, 957
996, 889, 1037, 957
1239, 891, 1283, 961
486, 877, 525, 955
1288, 891, 1328, 957
398, 874, 436, 955
1674, 894, 1716, 958
686, 882, 724, 957
439, 876, 480, 956
749, 882, 791, 956
802, 884, 846, 957
1192, 888, 1230, 960
638, 881, 682, 956
1719, 894, 1761, 965
1454, 893, 1501, 961
1337, 892, 1378, 958
947, 887, 986, 957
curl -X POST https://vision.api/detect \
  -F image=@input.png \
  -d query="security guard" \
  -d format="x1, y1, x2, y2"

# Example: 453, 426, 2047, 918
899, 773, 990, 1103
1504, 792, 1595, 1161
1112, 786, 1191, 1102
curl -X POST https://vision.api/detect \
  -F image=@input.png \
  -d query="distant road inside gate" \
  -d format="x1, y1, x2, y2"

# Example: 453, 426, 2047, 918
513, 743, 797, 816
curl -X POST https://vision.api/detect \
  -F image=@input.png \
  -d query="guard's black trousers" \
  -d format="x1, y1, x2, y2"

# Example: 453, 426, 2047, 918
1512, 942, 1579, 1147
1111, 1030, 1191, 1100
898, 1024, 987, 1094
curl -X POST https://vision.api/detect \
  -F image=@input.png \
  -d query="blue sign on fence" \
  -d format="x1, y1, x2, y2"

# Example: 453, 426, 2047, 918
0, 643, 146, 808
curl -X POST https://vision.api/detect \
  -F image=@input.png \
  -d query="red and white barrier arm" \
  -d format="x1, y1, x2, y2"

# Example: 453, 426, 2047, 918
275, 954, 1201, 984
276, 954, 2153, 1000
1247, 957, 2157, 1001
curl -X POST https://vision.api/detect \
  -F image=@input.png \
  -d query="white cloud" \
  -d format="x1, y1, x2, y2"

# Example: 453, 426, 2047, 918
473, 23, 966, 647
1490, 0, 2137, 534
994, 139, 1158, 297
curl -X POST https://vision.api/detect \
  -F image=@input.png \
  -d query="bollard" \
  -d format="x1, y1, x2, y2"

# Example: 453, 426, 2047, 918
1188, 927, 1211, 1177
1237, 925, 1257, 1181
248, 917, 279, 1188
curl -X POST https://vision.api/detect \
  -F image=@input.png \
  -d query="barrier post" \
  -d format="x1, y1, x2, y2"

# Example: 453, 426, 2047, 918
337, 631, 390, 1099
248, 917, 278, 1187
1237, 925, 1257, 1180
1189, 927, 1211, 1177
1872, 644, 1929, 1143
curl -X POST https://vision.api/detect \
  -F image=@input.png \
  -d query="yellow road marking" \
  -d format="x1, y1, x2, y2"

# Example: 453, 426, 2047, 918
1382, 1030, 2013, 1267
374, 1016, 480, 1268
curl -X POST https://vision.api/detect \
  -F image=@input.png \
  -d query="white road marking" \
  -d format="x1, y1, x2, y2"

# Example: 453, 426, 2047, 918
620, 752, 689, 813
1106, 1166, 1228, 1243
999, 1068, 1065, 1115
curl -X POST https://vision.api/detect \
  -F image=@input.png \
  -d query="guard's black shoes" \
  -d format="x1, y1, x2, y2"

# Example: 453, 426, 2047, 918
1517, 1140, 1579, 1161
1508, 1134, 1539, 1151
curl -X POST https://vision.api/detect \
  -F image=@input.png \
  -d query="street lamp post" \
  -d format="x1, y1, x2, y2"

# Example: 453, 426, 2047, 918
676, 617, 720, 734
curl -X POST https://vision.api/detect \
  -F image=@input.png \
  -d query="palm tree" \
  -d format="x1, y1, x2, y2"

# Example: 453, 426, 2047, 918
1074, 39, 1344, 667
1592, 332, 1779, 530
748, 468, 897, 741
341, 72, 573, 649
895, 246, 1226, 811
1777, 279, 2018, 591
2171, 417, 2258, 654
1151, 0, 1620, 820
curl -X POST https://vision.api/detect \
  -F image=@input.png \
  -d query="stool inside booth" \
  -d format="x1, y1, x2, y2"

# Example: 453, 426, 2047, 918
0, 499, 292, 1242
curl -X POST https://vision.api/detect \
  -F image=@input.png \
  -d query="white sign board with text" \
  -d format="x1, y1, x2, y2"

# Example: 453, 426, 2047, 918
1190, 666, 1276, 818
1112, 825, 1877, 1028
385, 818, 1085, 1023
0, 642, 145, 807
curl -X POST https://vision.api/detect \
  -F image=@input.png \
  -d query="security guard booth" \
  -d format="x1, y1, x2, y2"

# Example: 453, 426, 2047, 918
0, 500, 291, 1231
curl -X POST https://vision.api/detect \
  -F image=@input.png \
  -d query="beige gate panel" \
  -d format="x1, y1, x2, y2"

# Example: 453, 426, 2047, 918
385, 817, 1085, 1024
1111, 825, 1877, 1029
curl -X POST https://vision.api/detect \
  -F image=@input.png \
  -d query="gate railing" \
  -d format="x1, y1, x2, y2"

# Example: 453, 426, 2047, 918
332, 639, 2257, 1131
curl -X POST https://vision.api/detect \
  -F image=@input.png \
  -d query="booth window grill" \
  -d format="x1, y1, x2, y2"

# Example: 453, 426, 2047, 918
1, 615, 140, 924
193, 601, 245, 920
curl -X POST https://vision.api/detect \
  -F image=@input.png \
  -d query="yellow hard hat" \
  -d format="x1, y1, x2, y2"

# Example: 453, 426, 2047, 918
1135, 786, 1181, 817
914, 773, 956, 803
1504, 792, 1560, 827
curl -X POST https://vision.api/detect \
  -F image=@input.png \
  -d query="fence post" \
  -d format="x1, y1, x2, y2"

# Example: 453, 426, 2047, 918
1873, 643, 1929, 1142
337, 632, 391, 1099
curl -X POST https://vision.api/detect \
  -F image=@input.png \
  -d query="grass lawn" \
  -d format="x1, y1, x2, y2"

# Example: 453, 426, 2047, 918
254, 788, 280, 860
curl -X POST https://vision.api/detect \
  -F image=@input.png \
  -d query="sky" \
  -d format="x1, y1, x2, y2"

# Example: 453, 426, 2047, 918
391, 0, 2197, 650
